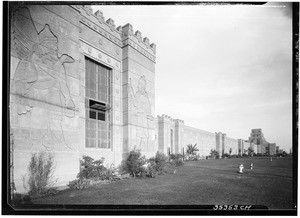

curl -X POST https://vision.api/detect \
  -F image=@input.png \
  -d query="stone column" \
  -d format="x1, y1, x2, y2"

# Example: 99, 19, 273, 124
175, 119, 184, 155
121, 24, 156, 158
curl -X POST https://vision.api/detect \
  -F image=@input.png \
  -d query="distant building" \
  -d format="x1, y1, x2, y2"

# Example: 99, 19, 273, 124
268, 143, 276, 156
248, 129, 277, 155
248, 129, 267, 145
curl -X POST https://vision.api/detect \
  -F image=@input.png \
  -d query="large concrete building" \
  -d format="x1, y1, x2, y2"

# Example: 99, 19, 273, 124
248, 129, 276, 155
9, 5, 280, 193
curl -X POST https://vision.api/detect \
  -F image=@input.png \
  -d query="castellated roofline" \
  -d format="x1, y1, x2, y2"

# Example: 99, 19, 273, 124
122, 23, 156, 54
74, 5, 156, 59
157, 114, 184, 124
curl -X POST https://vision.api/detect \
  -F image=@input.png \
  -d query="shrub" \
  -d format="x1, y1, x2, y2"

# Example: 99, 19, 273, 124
68, 156, 117, 190
67, 178, 91, 190
170, 158, 184, 167
25, 152, 57, 197
222, 153, 230, 158
150, 152, 168, 174
11, 193, 32, 205
122, 149, 147, 178
169, 153, 183, 160
145, 161, 157, 178
77, 156, 107, 180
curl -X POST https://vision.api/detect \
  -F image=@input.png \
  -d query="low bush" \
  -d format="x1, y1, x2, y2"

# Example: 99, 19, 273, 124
169, 153, 183, 160
222, 153, 230, 158
170, 158, 184, 167
229, 154, 238, 158
11, 193, 32, 205
188, 154, 202, 161
68, 156, 119, 190
67, 178, 91, 190
149, 152, 168, 174
78, 156, 107, 180
24, 152, 57, 197
145, 161, 157, 178
122, 149, 147, 178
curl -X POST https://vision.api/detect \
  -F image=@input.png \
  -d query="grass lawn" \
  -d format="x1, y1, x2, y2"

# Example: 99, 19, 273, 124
31, 156, 294, 209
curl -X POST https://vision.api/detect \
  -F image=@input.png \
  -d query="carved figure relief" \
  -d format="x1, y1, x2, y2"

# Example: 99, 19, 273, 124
129, 75, 154, 150
12, 7, 76, 150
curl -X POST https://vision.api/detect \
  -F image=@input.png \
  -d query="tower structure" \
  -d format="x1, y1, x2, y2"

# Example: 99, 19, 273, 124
248, 129, 267, 145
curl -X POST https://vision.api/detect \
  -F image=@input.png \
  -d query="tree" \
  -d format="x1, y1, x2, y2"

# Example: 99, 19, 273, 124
186, 144, 199, 156
248, 147, 254, 156
210, 149, 220, 159
186, 144, 199, 161
229, 148, 232, 156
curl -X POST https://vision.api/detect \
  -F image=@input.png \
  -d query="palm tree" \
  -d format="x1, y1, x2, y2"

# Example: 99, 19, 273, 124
186, 144, 199, 160
186, 144, 199, 155
210, 149, 220, 159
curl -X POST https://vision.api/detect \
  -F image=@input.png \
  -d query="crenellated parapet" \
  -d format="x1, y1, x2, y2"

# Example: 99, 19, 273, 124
72, 5, 122, 47
174, 119, 184, 125
157, 114, 184, 125
71, 5, 156, 62
122, 23, 156, 62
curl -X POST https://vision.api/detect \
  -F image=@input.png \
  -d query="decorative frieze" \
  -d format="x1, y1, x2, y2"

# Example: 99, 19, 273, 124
80, 39, 121, 70
80, 16, 122, 47
72, 5, 156, 62
123, 39, 156, 62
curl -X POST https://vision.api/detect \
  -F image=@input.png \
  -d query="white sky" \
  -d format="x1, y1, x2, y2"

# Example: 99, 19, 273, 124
92, 3, 293, 152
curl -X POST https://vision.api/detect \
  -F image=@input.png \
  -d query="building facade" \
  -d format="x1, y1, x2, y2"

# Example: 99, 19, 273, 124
9, 5, 280, 193
248, 129, 276, 155
10, 4, 158, 192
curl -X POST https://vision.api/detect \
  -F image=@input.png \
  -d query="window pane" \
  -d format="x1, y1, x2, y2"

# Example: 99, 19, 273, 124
97, 140, 101, 148
86, 138, 90, 148
101, 131, 106, 139
87, 129, 96, 138
91, 139, 96, 148
90, 119, 96, 129
97, 111, 105, 121
89, 110, 96, 119
101, 141, 107, 148
99, 122, 106, 131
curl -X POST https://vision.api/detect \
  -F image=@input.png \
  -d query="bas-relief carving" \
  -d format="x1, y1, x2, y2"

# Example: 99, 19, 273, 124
129, 75, 154, 151
12, 7, 76, 151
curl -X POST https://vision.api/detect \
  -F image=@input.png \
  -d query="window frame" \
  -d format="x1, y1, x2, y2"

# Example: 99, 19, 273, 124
85, 57, 112, 149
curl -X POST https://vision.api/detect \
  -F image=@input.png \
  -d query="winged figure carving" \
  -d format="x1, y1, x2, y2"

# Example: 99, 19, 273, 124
11, 7, 77, 150
12, 7, 76, 117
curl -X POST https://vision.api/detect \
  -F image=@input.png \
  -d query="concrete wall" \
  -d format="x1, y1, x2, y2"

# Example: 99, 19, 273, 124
269, 143, 276, 155
224, 137, 238, 155
156, 114, 242, 158
182, 126, 217, 157
10, 5, 82, 192
10, 5, 158, 193
157, 115, 176, 154
257, 144, 262, 154
121, 23, 157, 159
